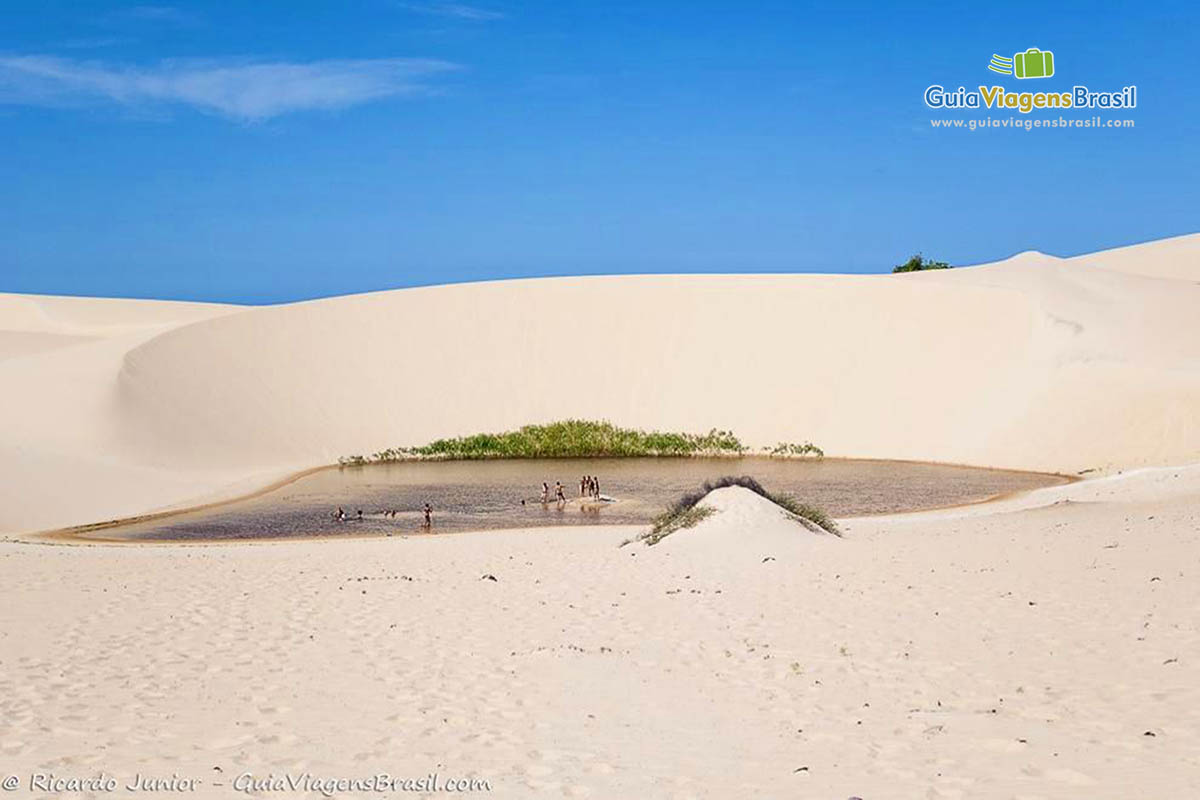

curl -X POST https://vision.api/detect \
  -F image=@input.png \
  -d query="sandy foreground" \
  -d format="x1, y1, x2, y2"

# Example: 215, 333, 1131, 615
2, 472, 1197, 799
1, 234, 1199, 798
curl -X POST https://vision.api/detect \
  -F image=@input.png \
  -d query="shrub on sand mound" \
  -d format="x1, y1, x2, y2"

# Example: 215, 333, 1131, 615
631, 475, 839, 546
639, 506, 716, 546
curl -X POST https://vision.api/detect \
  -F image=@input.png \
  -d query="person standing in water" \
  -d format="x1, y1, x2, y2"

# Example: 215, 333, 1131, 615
580, 475, 587, 497
592, 477, 600, 500
423, 503, 432, 527
555, 481, 566, 503
541, 482, 550, 504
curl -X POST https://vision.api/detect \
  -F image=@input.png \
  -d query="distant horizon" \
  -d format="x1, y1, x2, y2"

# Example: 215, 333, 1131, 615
4, 228, 1194, 306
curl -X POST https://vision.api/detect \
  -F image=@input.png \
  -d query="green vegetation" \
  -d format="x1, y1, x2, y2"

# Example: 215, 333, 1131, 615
639, 506, 716, 546
339, 419, 764, 464
892, 253, 952, 273
773, 497, 838, 535
763, 441, 824, 457
628, 474, 839, 546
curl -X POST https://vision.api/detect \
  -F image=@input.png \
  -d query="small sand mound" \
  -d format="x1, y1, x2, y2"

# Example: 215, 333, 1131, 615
647, 486, 837, 558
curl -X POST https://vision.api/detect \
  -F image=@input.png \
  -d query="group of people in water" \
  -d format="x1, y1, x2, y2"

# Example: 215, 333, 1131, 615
580, 474, 602, 500
531, 475, 604, 506
334, 503, 433, 528
334, 475, 611, 528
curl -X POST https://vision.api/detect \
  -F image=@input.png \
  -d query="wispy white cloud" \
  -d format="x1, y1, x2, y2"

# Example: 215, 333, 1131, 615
0, 55, 459, 121
399, 2, 504, 21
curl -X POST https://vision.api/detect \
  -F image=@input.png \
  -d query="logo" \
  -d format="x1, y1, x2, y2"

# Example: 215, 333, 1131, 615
989, 48, 1055, 79
923, 46, 1136, 116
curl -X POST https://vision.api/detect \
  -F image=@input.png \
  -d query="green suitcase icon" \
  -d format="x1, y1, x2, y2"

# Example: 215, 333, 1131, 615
1014, 48, 1054, 79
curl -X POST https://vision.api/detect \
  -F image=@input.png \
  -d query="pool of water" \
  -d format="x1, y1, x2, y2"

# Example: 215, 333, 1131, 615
90, 457, 1069, 542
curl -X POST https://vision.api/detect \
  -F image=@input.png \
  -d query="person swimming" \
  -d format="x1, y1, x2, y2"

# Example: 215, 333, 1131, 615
335, 506, 346, 521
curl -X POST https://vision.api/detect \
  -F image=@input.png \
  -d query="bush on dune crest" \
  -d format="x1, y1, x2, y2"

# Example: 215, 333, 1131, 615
892, 253, 951, 273
629, 475, 839, 546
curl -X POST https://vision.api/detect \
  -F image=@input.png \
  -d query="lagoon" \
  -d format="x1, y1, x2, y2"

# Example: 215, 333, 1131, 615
87, 457, 1069, 542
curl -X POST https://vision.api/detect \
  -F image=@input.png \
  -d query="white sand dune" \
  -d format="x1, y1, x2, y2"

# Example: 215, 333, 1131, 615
3, 233, 1199, 535
3, 234, 1200, 798
649, 485, 837, 562
1068, 230, 1200, 281
0, 294, 241, 534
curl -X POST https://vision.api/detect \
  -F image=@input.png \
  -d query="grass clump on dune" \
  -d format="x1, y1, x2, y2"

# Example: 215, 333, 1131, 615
340, 420, 750, 464
639, 506, 716, 546
629, 475, 839, 546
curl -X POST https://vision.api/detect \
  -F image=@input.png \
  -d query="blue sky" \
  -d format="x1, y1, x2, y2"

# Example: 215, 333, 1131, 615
1, 1, 1197, 303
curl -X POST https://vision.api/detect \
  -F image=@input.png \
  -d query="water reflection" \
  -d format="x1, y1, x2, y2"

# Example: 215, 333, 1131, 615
103, 457, 1066, 542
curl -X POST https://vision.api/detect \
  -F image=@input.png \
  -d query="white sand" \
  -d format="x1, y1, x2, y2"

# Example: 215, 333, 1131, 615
651, 485, 837, 559
1, 234, 1199, 797
3, 233, 1200, 536
2, 475, 1197, 797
